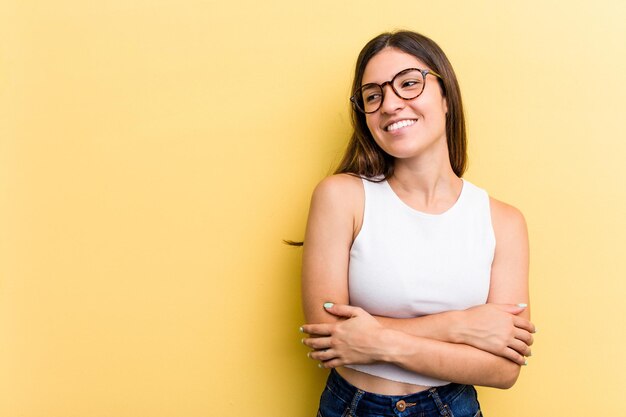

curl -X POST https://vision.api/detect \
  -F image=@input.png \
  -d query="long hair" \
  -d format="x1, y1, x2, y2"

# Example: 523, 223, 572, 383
335, 31, 467, 179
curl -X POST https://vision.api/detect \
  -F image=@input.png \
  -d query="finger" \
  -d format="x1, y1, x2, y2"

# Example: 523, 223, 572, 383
302, 336, 331, 350
501, 346, 528, 366
300, 323, 333, 337
309, 349, 336, 362
323, 302, 362, 318
318, 358, 344, 369
513, 316, 536, 334
514, 328, 534, 347
492, 303, 527, 315
508, 338, 532, 358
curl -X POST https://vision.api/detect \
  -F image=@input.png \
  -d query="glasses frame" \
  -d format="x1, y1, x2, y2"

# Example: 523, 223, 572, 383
350, 68, 443, 114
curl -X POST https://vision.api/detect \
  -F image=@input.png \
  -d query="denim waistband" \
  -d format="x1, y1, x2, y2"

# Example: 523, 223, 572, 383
326, 369, 472, 416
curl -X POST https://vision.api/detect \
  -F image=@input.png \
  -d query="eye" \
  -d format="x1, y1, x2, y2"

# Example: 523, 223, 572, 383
360, 85, 382, 103
364, 92, 382, 103
399, 78, 422, 89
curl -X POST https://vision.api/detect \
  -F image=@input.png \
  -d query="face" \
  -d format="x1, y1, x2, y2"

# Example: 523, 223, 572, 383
361, 47, 448, 162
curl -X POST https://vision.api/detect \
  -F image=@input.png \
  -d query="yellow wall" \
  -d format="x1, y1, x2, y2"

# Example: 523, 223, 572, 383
1, 1, 625, 415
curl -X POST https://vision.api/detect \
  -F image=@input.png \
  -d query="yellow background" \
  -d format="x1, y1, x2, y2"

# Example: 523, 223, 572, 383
1, 1, 625, 416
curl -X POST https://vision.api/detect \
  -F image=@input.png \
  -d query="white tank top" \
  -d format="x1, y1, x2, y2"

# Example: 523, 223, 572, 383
346, 177, 495, 387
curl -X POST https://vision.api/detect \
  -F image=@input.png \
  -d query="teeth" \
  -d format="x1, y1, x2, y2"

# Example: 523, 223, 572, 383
386, 119, 417, 132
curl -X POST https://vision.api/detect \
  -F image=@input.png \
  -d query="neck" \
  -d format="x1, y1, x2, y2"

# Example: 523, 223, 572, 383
389, 157, 462, 213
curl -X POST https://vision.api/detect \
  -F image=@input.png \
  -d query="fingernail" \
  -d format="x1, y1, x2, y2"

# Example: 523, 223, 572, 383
318, 363, 325, 368
301, 338, 305, 345
323, 302, 334, 309
533, 328, 538, 334
523, 359, 528, 366
299, 326, 304, 333
527, 352, 532, 357
307, 352, 311, 358
517, 303, 528, 308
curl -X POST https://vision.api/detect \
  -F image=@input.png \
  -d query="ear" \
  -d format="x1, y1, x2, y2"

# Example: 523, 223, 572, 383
443, 97, 448, 115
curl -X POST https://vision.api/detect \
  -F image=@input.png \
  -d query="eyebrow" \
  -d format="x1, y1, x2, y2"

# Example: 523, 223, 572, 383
361, 67, 423, 86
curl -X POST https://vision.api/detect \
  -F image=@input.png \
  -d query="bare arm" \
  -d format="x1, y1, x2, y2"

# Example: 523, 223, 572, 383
373, 302, 534, 364
302, 196, 531, 388
305, 303, 522, 388
301, 174, 363, 325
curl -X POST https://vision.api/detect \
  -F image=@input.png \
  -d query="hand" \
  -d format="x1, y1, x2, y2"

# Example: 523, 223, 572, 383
301, 303, 386, 368
453, 304, 535, 365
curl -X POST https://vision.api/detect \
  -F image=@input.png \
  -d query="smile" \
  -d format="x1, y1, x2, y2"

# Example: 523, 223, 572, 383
385, 119, 417, 132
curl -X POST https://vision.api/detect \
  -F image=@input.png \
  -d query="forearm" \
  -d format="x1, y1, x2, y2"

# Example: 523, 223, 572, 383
374, 303, 534, 366
378, 328, 521, 389
304, 304, 524, 389
374, 311, 463, 344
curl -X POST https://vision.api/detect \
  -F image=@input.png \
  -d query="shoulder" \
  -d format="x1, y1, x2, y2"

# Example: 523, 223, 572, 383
489, 196, 528, 242
311, 174, 364, 208
309, 174, 365, 239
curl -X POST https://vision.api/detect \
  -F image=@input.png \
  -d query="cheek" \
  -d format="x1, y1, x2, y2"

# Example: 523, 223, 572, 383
365, 115, 379, 137
363, 119, 385, 150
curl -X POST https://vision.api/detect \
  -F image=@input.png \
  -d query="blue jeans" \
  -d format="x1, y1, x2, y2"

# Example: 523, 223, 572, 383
317, 370, 482, 417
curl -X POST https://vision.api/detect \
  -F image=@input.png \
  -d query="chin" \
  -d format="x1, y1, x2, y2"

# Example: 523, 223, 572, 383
381, 144, 426, 160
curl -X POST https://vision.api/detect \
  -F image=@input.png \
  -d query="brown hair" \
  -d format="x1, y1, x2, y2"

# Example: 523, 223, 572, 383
335, 30, 467, 179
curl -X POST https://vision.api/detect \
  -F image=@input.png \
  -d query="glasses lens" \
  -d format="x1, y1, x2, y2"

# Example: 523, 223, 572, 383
392, 69, 425, 100
356, 84, 383, 113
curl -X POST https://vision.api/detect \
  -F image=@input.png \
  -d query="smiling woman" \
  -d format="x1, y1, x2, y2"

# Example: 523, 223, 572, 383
359, 48, 449, 166
299, 31, 535, 417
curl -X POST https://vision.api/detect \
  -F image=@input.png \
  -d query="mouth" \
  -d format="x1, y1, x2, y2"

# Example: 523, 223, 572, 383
384, 119, 418, 132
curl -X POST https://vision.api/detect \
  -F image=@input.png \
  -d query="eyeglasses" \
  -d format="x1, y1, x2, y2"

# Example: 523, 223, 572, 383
350, 68, 443, 114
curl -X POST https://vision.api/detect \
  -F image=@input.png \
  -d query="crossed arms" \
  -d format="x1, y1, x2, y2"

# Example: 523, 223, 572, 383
300, 175, 535, 389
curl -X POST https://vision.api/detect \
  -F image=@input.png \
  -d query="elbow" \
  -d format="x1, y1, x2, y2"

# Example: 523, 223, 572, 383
486, 358, 521, 389
496, 372, 520, 390
491, 362, 521, 389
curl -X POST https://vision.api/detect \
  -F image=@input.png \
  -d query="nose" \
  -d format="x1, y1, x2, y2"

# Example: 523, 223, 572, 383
379, 83, 405, 113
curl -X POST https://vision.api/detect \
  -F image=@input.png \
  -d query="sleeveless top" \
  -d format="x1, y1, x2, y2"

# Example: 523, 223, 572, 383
346, 178, 495, 387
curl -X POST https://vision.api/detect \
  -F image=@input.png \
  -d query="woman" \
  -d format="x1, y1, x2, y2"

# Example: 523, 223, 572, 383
299, 31, 535, 417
